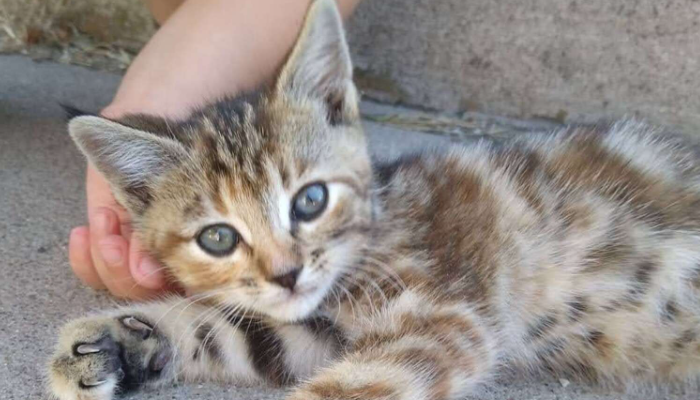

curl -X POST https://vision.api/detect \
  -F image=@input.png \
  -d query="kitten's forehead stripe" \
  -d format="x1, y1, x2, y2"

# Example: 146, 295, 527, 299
279, 163, 292, 189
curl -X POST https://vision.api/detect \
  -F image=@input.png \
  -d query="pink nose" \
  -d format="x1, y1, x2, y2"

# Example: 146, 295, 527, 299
270, 267, 302, 290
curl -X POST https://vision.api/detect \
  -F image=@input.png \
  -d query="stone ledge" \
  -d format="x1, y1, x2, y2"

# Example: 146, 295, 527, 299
348, 0, 700, 133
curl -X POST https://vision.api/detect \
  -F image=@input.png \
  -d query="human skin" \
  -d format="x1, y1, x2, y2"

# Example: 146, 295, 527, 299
69, 0, 362, 299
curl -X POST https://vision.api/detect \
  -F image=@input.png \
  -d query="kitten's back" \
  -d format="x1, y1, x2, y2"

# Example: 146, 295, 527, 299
373, 120, 700, 384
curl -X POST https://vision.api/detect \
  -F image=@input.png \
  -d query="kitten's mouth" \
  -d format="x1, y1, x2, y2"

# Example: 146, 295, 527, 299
287, 285, 317, 298
260, 282, 331, 322
271, 284, 320, 306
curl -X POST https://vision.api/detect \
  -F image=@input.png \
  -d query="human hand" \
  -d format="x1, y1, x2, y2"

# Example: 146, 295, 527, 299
68, 164, 170, 299
66, 0, 362, 299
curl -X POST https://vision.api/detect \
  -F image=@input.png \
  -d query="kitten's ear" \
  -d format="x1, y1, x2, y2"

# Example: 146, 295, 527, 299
276, 0, 358, 124
69, 115, 186, 214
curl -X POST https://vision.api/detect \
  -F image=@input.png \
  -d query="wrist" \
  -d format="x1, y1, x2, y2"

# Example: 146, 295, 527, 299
101, 95, 194, 120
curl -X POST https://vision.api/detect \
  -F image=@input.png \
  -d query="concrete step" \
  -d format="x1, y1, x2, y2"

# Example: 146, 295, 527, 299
348, 0, 700, 134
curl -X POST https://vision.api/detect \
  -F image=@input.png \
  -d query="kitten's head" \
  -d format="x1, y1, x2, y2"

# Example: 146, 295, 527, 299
69, 0, 372, 321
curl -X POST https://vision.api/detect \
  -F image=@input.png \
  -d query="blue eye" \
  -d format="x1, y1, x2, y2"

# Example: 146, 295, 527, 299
197, 224, 239, 256
292, 183, 328, 222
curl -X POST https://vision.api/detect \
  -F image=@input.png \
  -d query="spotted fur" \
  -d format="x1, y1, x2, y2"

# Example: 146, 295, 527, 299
49, 1, 700, 399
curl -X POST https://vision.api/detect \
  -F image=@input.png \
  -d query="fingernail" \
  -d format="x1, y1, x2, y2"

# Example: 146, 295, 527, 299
70, 227, 88, 242
100, 244, 123, 266
138, 258, 161, 279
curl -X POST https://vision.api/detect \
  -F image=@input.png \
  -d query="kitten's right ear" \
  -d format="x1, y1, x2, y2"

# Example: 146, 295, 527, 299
276, 0, 358, 124
69, 116, 187, 214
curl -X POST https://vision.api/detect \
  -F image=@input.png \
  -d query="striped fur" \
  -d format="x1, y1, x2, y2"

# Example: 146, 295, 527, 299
49, 0, 700, 399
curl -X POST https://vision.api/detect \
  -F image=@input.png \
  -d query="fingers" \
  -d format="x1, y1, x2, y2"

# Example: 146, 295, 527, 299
88, 208, 131, 296
73, 164, 171, 299
128, 238, 167, 290
89, 208, 154, 300
83, 165, 157, 299
69, 226, 105, 289
70, 209, 166, 299
86, 165, 133, 230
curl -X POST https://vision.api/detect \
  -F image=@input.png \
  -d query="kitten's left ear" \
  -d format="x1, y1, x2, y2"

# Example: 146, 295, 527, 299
69, 115, 187, 215
276, 0, 358, 124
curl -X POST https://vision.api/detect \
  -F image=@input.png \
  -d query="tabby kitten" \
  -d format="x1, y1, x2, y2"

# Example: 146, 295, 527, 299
49, 0, 700, 399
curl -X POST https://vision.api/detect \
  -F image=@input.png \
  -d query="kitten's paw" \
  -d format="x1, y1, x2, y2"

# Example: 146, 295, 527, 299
49, 315, 172, 400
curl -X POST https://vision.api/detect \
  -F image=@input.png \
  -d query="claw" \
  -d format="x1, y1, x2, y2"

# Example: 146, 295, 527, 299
121, 316, 153, 338
76, 344, 102, 355
149, 349, 171, 373
80, 377, 107, 387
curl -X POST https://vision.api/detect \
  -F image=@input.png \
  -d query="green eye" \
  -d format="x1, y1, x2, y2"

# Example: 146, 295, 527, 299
197, 224, 239, 256
292, 183, 328, 222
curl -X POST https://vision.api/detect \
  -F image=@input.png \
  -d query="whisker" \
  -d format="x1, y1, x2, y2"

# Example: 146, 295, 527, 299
353, 269, 390, 306
125, 265, 172, 293
336, 283, 359, 322
173, 303, 229, 381
152, 289, 229, 330
354, 264, 404, 297
359, 252, 405, 277
175, 301, 244, 381
356, 255, 406, 291
168, 291, 231, 372
341, 272, 385, 318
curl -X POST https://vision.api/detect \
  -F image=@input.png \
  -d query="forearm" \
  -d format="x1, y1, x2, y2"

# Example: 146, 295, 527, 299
106, 0, 362, 119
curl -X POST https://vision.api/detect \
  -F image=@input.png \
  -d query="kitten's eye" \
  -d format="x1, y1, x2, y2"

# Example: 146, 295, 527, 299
197, 224, 239, 256
292, 183, 328, 222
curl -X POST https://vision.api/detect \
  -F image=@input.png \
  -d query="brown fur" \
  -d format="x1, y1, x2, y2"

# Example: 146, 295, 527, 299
49, 1, 700, 399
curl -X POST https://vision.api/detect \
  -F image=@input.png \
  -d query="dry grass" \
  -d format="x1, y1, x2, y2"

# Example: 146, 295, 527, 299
0, 0, 154, 70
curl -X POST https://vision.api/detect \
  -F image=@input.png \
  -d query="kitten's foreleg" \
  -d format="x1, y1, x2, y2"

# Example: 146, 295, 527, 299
49, 297, 341, 400
289, 291, 498, 400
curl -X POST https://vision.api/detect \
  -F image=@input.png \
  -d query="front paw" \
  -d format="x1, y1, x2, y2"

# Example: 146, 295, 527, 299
49, 315, 172, 400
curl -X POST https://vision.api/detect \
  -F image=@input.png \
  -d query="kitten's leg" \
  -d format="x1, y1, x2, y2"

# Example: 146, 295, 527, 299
289, 291, 498, 400
49, 297, 342, 400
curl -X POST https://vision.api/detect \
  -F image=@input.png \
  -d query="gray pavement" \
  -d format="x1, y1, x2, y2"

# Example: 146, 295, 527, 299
0, 55, 696, 400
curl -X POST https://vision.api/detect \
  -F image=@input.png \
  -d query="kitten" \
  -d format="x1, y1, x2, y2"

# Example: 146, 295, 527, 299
49, 0, 700, 399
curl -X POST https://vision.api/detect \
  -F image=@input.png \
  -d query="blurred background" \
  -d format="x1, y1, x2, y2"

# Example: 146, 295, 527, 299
2, 0, 699, 133
0, 0, 154, 70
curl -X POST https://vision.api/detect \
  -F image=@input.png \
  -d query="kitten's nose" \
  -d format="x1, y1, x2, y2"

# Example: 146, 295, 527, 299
271, 267, 302, 290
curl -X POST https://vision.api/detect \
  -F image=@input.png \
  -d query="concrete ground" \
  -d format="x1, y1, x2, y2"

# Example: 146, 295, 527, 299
0, 55, 696, 400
